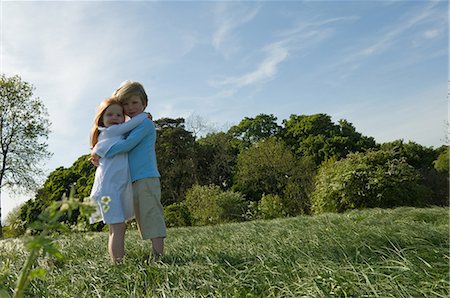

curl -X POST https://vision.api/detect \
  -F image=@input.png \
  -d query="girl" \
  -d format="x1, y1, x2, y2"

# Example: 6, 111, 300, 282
89, 97, 147, 263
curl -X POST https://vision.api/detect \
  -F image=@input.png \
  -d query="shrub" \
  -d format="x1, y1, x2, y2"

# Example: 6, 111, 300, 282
434, 146, 449, 174
311, 150, 431, 214
164, 203, 191, 228
243, 201, 259, 221
281, 156, 316, 216
258, 194, 285, 220
185, 184, 246, 225
233, 137, 300, 201
3, 204, 26, 238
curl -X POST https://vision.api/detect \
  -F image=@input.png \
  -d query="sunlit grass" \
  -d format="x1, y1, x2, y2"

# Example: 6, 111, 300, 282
1, 206, 448, 297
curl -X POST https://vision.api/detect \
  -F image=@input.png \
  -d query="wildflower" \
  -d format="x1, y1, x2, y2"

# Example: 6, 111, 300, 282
103, 205, 110, 213
101, 196, 111, 204
60, 203, 70, 212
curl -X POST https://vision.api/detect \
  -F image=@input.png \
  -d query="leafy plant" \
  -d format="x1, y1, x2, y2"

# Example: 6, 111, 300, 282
258, 194, 286, 219
3, 186, 94, 298
312, 150, 431, 214
164, 202, 191, 228
185, 184, 246, 225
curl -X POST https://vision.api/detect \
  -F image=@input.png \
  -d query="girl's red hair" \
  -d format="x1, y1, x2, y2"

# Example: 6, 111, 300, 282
90, 97, 123, 149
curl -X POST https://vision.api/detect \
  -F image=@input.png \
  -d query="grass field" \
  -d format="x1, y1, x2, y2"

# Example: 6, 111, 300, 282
0, 206, 448, 297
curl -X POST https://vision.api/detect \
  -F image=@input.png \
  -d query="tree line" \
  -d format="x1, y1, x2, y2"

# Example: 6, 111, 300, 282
8, 113, 447, 235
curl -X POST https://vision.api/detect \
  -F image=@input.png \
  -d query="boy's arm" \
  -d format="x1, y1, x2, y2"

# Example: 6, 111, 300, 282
103, 113, 147, 137
96, 120, 153, 158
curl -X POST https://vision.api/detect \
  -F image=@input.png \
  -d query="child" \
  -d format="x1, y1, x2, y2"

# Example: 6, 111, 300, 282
92, 81, 167, 260
90, 97, 147, 263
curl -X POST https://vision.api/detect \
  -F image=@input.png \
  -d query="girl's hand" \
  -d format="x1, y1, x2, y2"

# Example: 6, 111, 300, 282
89, 153, 100, 167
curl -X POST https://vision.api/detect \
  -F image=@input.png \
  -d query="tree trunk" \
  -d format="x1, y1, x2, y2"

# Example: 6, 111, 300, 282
0, 187, 3, 238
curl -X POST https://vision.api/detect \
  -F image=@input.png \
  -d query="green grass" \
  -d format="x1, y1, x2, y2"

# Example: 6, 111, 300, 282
1, 206, 449, 297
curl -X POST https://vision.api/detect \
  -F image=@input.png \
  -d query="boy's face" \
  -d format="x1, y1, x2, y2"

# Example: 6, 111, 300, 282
122, 95, 146, 118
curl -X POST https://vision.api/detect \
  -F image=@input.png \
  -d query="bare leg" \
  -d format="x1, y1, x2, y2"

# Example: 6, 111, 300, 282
108, 223, 126, 263
151, 237, 164, 258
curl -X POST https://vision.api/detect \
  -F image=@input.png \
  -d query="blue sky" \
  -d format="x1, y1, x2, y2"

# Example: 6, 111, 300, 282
1, 0, 447, 221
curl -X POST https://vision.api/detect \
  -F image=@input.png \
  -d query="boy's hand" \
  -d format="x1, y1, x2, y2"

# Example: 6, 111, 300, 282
89, 153, 100, 167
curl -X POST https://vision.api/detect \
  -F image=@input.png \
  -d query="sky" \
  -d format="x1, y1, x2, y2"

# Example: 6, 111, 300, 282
1, 0, 448, 222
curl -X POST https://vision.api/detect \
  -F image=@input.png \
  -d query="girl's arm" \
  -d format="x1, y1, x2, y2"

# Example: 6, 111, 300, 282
102, 112, 147, 137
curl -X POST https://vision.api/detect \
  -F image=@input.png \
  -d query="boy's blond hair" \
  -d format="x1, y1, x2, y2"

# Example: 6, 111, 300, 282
112, 80, 148, 107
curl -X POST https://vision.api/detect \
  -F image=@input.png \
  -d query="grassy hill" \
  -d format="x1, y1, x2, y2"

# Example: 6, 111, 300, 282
1, 207, 448, 297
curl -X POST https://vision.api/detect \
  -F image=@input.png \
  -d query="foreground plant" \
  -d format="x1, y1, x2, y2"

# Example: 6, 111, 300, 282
9, 187, 94, 298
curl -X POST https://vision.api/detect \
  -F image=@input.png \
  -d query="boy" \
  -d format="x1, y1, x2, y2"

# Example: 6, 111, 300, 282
91, 81, 166, 260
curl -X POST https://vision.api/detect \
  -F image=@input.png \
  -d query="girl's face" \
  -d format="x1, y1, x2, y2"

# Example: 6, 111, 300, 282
102, 104, 125, 127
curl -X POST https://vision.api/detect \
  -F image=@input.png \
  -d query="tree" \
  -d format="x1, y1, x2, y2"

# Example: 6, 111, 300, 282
196, 132, 239, 189
281, 113, 376, 165
233, 137, 316, 214
380, 141, 448, 205
185, 113, 212, 139
154, 118, 197, 205
18, 154, 99, 231
434, 146, 449, 174
311, 150, 430, 214
185, 184, 246, 226
0, 75, 51, 238
228, 113, 281, 150
380, 140, 439, 171
233, 138, 302, 200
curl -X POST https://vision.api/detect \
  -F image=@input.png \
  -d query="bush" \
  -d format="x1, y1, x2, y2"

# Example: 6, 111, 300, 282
164, 203, 191, 228
185, 184, 246, 225
3, 204, 26, 238
311, 150, 431, 214
281, 156, 316, 216
434, 146, 449, 174
282, 180, 312, 216
258, 194, 285, 220
233, 138, 298, 201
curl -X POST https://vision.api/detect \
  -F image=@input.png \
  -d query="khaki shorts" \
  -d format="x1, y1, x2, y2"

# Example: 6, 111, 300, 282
132, 178, 167, 240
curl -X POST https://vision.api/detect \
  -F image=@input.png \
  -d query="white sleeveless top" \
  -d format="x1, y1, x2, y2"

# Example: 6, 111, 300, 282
89, 113, 147, 224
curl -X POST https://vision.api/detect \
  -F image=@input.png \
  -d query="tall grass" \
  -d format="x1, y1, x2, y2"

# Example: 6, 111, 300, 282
1, 206, 448, 297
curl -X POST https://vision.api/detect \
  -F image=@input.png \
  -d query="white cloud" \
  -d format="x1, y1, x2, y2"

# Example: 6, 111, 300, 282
329, 1, 444, 80
423, 29, 440, 39
212, 3, 260, 58
211, 42, 288, 89
209, 13, 347, 93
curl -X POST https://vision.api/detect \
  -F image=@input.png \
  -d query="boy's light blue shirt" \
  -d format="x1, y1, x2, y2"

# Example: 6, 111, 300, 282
103, 115, 160, 182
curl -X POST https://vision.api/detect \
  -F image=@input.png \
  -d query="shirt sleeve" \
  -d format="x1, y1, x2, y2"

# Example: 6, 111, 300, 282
102, 113, 147, 138
103, 120, 153, 158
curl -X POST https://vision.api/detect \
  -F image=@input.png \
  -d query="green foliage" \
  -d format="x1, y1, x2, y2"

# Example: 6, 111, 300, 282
6, 187, 94, 298
434, 146, 449, 174
233, 137, 310, 202
381, 141, 448, 205
312, 150, 430, 214
185, 184, 246, 225
164, 203, 191, 228
3, 204, 25, 238
380, 140, 439, 170
258, 194, 286, 219
281, 157, 316, 216
281, 114, 376, 165
227, 113, 281, 150
18, 155, 99, 232
0, 74, 52, 238
196, 132, 239, 189
155, 118, 197, 205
